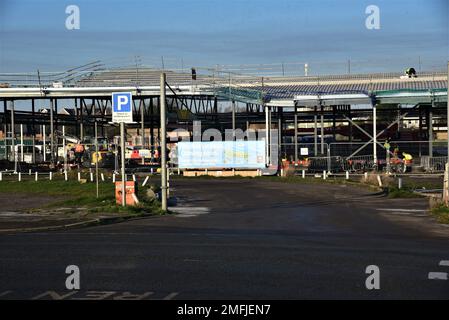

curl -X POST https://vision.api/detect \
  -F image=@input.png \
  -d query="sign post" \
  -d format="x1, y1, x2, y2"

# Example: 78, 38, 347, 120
160, 73, 168, 211
112, 92, 133, 207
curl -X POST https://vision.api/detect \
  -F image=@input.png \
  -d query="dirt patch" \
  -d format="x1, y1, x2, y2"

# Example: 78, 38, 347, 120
0, 192, 66, 212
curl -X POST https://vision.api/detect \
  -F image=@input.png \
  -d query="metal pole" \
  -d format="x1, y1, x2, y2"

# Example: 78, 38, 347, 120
373, 102, 377, 169
95, 122, 99, 199
314, 107, 318, 157
447, 61, 449, 169
43, 125, 46, 162
294, 110, 298, 164
20, 124, 24, 162
320, 108, 324, 155
278, 117, 282, 161
11, 101, 16, 172
50, 99, 54, 165
32, 134, 35, 164
63, 125, 67, 172
141, 99, 145, 165
232, 100, 236, 139
120, 122, 126, 207
160, 73, 168, 211
429, 102, 433, 157
265, 105, 269, 166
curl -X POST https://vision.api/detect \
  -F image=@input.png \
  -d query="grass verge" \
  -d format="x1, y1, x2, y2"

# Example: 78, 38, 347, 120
431, 204, 449, 224
387, 187, 424, 199
0, 180, 164, 216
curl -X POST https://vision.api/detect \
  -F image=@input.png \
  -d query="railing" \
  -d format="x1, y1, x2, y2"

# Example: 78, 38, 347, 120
280, 141, 447, 173
420, 156, 448, 172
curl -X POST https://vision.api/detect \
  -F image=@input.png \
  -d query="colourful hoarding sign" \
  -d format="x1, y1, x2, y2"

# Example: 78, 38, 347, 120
177, 141, 266, 169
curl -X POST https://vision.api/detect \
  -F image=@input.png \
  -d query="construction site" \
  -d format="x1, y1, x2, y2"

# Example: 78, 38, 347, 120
0, 62, 447, 176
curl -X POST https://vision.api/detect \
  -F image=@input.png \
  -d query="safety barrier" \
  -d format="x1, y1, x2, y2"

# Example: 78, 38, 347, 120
420, 156, 448, 172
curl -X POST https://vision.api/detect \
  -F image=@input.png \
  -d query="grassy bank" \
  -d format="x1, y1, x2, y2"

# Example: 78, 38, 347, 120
431, 204, 449, 224
0, 180, 163, 215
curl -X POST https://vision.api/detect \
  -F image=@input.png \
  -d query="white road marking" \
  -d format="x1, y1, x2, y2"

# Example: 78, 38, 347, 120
163, 292, 179, 300
439, 260, 449, 267
428, 272, 448, 280
376, 209, 427, 212
0, 291, 12, 298
169, 206, 210, 218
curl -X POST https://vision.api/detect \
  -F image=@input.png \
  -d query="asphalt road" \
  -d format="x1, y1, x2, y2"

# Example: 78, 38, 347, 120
1, 178, 448, 299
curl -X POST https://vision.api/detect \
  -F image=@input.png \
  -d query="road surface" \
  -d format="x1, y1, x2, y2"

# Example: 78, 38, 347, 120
1, 178, 448, 299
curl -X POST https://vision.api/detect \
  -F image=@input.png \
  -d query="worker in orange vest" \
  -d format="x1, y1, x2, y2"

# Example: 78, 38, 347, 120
74, 143, 85, 165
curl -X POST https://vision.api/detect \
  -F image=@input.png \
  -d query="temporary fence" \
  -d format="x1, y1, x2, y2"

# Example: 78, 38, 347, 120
420, 156, 448, 172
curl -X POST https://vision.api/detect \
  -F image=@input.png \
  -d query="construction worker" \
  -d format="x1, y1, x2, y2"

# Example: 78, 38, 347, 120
74, 142, 85, 165
393, 144, 399, 159
402, 152, 413, 162
405, 67, 417, 78
384, 139, 391, 173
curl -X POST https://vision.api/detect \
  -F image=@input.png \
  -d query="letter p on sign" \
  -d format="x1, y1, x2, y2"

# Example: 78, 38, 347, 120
113, 93, 131, 112
112, 92, 133, 123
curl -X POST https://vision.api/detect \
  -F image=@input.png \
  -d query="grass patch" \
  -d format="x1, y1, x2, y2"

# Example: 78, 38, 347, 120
387, 186, 423, 199
431, 204, 449, 224
0, 180, 164, 216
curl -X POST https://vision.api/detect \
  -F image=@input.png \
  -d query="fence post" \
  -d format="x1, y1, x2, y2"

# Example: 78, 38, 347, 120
377, 175, 382, 187
78, 172, 81, 182
49, 172, 52, 180
35, 171, 38, 181
18, 172, 21, 182
364, 172, 368, 181
346, 171, 349, 180
444, 163, 449, 205
64, 171, 68, 181
0, 172, 2, 181
323, 170, 326, 180
327, 144, 331, 173
302, 170, 305, 179
398, 177, 402, 189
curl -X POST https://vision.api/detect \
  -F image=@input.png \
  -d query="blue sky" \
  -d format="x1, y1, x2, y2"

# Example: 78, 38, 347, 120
0, 0, 447, 74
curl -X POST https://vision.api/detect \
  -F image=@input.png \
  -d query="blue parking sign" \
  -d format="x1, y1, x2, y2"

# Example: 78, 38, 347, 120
112, 92, 133, 123
112, 92, 132, 112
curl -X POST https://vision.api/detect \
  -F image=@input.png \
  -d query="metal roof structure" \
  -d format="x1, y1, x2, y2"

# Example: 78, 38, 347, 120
0, 66, 447, 107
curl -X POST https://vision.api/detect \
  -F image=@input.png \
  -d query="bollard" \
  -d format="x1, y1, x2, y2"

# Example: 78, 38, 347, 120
101, 173, 105, 181
29, 169, 32, 175
64, 171, 68, 181
377, 175, 382, 187
112, 173, 116, 183
18, 172, 22, 182
142, 176, 149, 187
302, 170, 305, 179
132, 174, 136, 182
90, 172, 94, 182
78, 172, 81, 182
35, 171, 38, 181
346, 171, 349, 180
177, 168, 180, 175
0, 172, 2, 181
398, 177, 402, 189
364, 172, 368, 181
49, 172, 53, 180
323, 170, 326, 180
